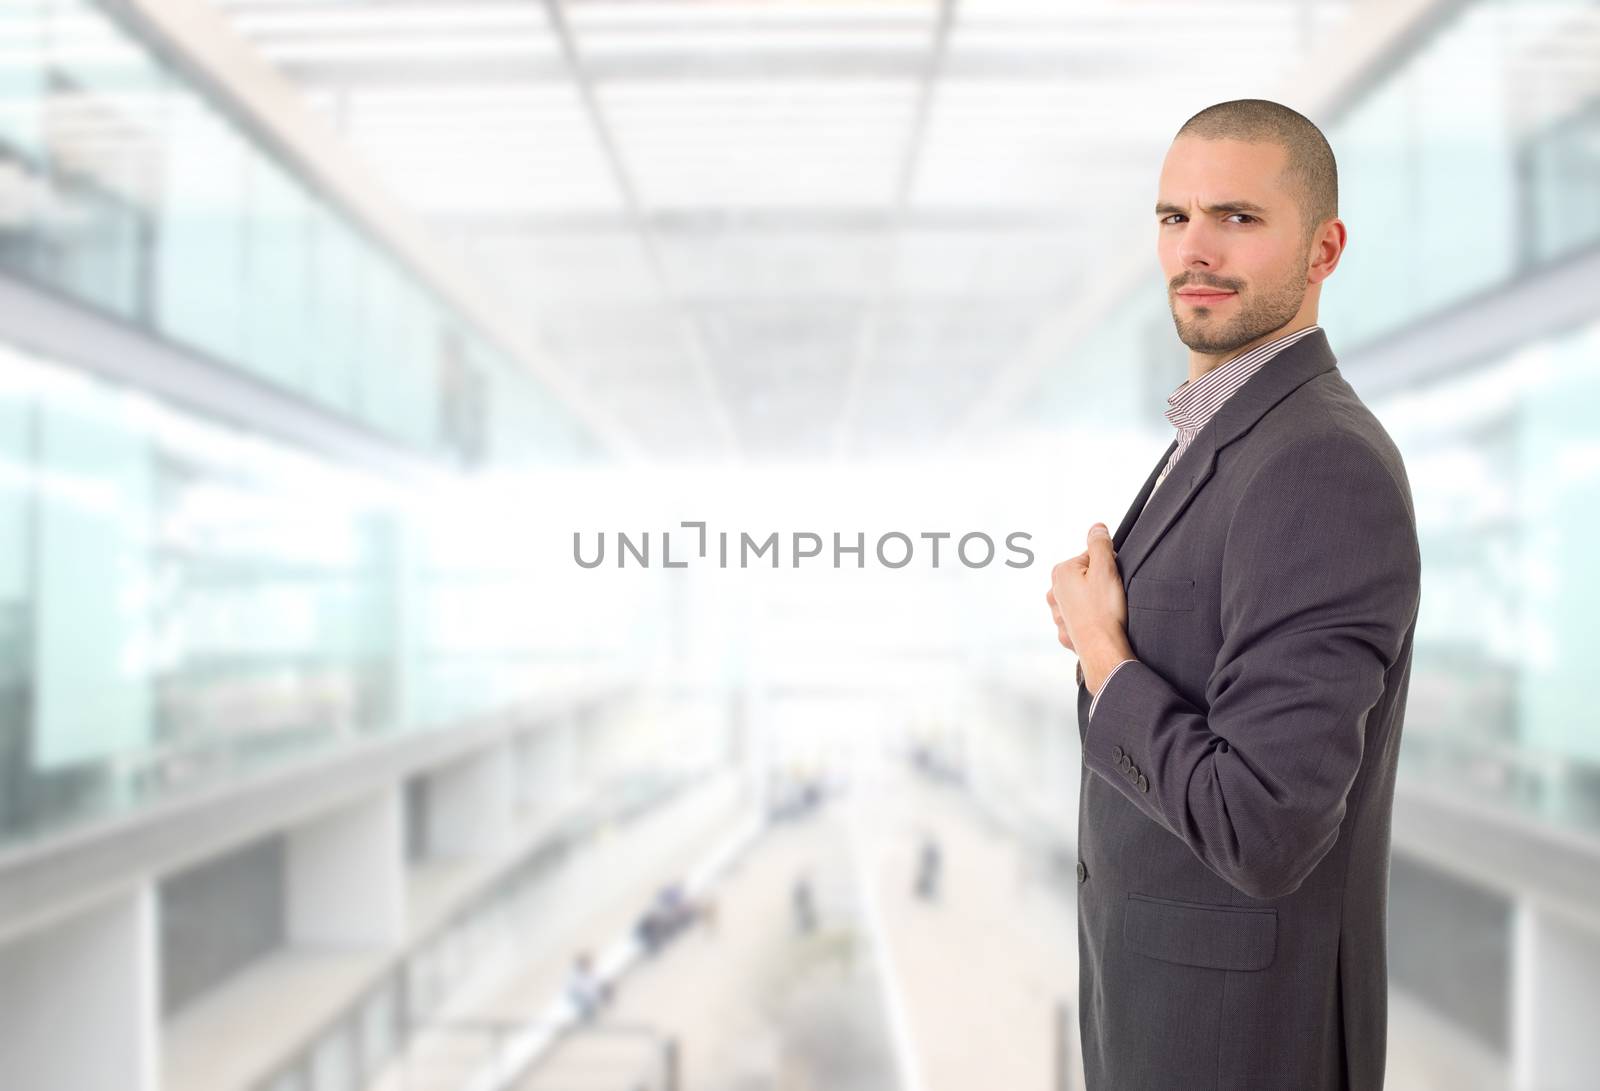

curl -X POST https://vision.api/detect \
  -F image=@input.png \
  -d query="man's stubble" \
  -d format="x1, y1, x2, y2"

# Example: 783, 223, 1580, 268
1168, 242, 1311, 356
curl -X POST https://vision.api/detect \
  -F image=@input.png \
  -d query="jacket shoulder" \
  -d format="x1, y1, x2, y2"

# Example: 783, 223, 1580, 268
1232, 368, 1414, 512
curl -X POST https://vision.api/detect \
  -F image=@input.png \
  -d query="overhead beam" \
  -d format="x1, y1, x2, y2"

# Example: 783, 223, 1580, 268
829, 0, 959, 458
1341, 242, 1600, 398
275, 49, 1175, 86
433, 206, 1080, 234
541, 0, 744, 458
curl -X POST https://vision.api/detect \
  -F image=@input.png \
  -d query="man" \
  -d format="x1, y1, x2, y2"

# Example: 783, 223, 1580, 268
1045, 99, 1422, 1090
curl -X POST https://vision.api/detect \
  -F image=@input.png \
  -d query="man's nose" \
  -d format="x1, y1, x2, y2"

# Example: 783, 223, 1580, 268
1177, 219, 1219, 269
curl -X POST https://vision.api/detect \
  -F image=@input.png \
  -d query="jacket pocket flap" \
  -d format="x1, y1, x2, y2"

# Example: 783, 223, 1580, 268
1127, 574, 1196, 612
1124, 893, 1277, 972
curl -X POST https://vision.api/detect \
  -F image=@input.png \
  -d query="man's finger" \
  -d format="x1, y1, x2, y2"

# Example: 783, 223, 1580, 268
1086, 522, 1117, 568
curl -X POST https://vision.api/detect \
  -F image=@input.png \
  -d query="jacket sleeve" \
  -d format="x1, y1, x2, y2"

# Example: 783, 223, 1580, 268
1082, 430, 1422, 900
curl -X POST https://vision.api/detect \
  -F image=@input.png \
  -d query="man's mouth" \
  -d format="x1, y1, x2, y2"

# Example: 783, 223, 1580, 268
1178, 289, 1236, 305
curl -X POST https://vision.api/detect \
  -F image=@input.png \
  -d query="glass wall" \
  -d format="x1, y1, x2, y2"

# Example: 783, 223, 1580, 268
0, 0, 622, 848
0, 0, 592, 467
0, 337, 623, 849
1379, 316, 1600, 835
1319, 0, 1600, 346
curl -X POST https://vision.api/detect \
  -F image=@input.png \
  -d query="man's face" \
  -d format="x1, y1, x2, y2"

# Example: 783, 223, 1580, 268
1156, 136, 1312, 356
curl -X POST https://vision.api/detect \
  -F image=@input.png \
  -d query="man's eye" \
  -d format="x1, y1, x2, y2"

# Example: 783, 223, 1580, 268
1160, 214, 1183, 224
1227, 214, 1256, 224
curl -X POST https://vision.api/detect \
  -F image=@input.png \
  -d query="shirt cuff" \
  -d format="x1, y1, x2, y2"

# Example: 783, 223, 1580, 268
1087, 657, 1136, 723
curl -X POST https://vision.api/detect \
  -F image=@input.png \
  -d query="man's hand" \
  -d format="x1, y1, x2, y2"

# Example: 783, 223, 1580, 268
1046, 523, 1135, 691
1045, 550, 1088, 651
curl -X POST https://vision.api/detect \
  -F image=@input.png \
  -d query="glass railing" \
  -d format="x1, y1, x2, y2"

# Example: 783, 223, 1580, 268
252, 770, 700, 1091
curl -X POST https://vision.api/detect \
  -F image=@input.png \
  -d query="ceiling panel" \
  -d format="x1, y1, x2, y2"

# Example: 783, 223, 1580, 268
209, 0, 1359, 462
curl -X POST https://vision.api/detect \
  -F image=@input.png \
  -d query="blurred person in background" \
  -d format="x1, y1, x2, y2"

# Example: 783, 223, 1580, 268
792, 872, 817, 934
1047, 99, 1422, 1091
566, 950, 611, 1022
913, 834, 942, 902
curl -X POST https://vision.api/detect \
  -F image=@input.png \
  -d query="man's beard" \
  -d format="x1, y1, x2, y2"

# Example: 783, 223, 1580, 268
1169, 262, 1307, 356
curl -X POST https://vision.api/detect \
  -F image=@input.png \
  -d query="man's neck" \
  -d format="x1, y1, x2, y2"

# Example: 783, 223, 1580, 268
1187, 318, 1316, 383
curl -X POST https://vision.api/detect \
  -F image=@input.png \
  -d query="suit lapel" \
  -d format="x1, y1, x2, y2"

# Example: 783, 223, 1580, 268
1113, 438, 1177, 552
1112, 327, 1340, 587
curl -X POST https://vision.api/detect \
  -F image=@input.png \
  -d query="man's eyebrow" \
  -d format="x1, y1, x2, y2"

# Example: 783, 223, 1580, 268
1154, 200, 1269, 216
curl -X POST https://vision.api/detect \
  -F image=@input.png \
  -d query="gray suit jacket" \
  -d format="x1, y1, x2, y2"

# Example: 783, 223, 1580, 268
1074, 327, 1422, 1091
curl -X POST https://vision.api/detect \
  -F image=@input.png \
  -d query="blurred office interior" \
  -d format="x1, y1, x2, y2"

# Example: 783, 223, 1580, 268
1, 0, 1599, 1088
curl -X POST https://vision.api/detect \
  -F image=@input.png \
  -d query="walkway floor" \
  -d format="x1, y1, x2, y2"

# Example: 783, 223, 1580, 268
420, 759, 1511, 1091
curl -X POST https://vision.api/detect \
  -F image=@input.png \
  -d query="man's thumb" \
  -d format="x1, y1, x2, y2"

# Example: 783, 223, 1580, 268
1087, 523, 1115, 559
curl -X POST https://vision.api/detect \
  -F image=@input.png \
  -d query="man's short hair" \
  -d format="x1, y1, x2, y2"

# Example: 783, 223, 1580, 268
1175, 99, 1338, 249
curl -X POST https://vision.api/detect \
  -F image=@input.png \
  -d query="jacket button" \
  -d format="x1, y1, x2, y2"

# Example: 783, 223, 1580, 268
1111, 745, 1123, 760
1138, 774, 1149, 792
1077, 859, 1088, 883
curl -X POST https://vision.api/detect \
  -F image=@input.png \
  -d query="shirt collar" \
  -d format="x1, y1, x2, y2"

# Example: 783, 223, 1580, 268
1164, 324, 1323, 439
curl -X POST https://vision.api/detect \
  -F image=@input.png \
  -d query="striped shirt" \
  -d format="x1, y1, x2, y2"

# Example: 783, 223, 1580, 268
1140, 323, 1325, 515
1087, 323, 1324, 722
